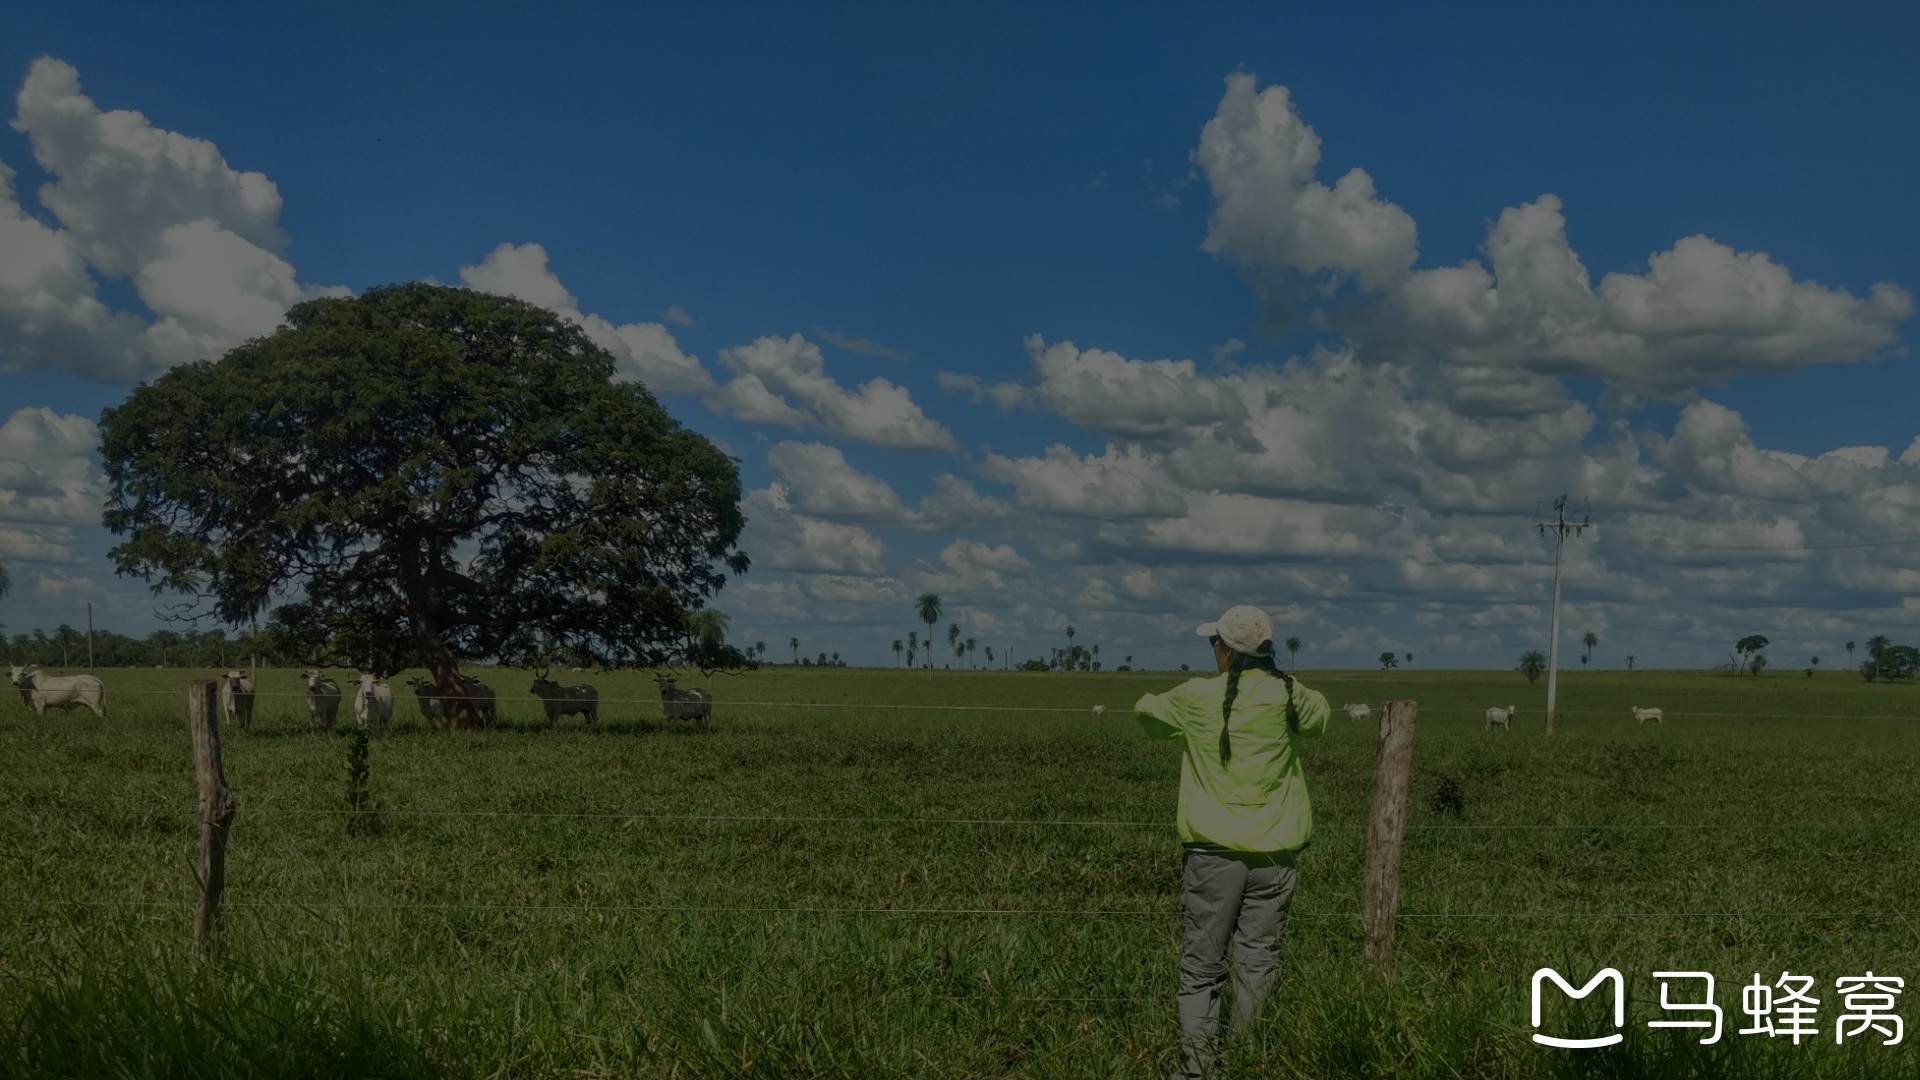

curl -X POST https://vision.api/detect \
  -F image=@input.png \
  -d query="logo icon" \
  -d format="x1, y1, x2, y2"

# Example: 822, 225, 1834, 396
1532, 967, 1626, 1048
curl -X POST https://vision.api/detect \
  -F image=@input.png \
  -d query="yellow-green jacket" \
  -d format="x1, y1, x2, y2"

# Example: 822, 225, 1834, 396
1135, 669, 1330, 852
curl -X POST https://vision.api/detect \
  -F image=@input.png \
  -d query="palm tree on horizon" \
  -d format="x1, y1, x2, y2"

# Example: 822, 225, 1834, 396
1846, 640, 1857, 669
1284, 637, 1301, 670
1520, 649, 1547, 685
1582, 630, 1598, 666
915, 594, 942, 673
687, 609, 730, 655
892, 639, 903, 666
789, 637, 799, 665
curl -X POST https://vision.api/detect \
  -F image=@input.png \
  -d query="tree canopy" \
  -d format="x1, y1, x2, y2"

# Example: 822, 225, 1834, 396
99, 284, 749, 726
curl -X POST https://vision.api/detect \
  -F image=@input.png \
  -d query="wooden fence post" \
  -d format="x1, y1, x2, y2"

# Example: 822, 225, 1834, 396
1362, 699, 1418, 976
188, 679, 237, 957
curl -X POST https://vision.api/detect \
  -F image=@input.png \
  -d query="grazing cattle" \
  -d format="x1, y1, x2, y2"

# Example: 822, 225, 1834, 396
1342, 703, 1371, 722
405, 676, 449, 728
1631, 706, 1664, 725
406, 674, 498, 728
220, 669, 257, 732
1485, 705, 1516, 730
462, 676, 498, 727
1091, 704, 1106, 715
655, 674, 712, 729
531, 673, 599, 728
7, 664, 106, 717
354, 673, 394, 734
302, 670, 342, 732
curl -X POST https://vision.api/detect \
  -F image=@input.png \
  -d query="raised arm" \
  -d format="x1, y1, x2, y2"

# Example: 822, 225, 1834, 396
1291, 682, 1332, 739
1134, 687, 1187, 740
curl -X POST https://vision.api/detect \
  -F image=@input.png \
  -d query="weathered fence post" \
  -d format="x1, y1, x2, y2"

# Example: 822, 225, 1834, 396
188, 679, 237, 957
1362, 699, 1418, 976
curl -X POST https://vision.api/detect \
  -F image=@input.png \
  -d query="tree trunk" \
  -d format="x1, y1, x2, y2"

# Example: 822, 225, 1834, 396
416, 630, 477, 731
413, 626, 474, 731
404, 550, 478, 732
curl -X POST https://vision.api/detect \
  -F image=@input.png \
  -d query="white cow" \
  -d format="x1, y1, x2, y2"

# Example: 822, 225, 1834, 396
354, 673, 394, 734
1485, 705, 1516, 730
8, 664, 106, 717
220, 669, 257, 732
1631, 706, 1664, 725
1342, 703, 1371, 722
303, 670, 342, 732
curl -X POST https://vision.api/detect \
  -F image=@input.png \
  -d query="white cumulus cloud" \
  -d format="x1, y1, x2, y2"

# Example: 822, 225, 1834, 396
1196, 73, 1418, 290
740, 487, 888, 575
1192, 72, 1912, 400
459, 242, 714, 394
0, 57, 343, 383
0, 407, 104, 565
707, 334, 956, 451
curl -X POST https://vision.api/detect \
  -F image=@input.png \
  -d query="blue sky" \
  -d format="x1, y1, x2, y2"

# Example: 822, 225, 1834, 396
0, 2, 1916, 670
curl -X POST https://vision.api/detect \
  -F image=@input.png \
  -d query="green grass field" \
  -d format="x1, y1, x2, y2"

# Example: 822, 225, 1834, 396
3, 665, 1919, 1078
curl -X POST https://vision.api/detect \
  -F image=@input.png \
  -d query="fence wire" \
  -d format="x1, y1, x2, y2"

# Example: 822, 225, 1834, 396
8, 682, 1919, 724
12, 803, 1920, 832
6, 898, 1919, 921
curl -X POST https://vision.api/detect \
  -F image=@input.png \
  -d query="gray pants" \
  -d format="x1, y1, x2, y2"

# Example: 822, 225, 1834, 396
1175, 846, 1299, 1079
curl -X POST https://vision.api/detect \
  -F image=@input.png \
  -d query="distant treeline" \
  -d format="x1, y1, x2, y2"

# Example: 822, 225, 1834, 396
3, 622, 757, 673
4, 625, 269, 670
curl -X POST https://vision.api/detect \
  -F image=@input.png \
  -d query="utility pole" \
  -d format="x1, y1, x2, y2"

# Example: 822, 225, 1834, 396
1535, 496, 1590, 736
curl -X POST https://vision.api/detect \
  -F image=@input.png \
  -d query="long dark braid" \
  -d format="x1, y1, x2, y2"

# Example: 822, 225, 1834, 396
1218, 638, 1298, 763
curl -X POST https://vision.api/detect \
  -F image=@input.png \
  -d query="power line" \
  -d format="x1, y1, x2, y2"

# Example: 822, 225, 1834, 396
1605, 528, 1920, 552
2, 898, 1915, 920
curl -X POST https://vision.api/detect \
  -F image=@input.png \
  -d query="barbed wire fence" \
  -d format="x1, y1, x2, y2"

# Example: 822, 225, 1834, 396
11, 681, 1920, 723
7, 685, 1920, 977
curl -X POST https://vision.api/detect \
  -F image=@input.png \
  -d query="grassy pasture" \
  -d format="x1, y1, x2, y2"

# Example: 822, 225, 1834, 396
2, 665, 1919, 1078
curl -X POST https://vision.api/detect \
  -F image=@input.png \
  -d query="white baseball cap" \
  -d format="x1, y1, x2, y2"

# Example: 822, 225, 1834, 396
1195, 605, 1275, 656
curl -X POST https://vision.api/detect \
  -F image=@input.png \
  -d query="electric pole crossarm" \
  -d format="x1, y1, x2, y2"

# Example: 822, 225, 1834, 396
1532, 496, 1592, 737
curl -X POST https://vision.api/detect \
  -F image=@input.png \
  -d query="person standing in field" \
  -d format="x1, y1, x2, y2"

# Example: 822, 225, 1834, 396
1134, 605, 1330, 1079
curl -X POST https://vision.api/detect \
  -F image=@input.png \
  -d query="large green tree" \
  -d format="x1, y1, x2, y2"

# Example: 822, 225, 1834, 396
99, 284, 749, 729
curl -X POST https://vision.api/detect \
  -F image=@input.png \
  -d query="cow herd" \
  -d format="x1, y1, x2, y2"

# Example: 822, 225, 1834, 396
4, 663, 716, 733
5, 665, 1667, 735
